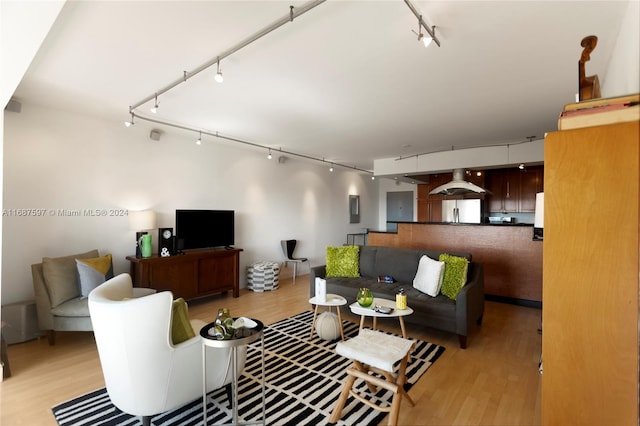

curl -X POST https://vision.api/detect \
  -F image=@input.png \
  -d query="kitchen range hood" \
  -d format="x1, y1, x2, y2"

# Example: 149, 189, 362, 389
429, 168, 487, 195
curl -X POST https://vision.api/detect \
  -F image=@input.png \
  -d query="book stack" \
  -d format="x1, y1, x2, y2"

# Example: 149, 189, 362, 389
558, 93, 639, 130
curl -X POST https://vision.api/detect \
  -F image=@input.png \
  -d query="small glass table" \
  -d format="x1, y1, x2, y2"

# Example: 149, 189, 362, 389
200, 319, 265, 426
349, 298, 414, 338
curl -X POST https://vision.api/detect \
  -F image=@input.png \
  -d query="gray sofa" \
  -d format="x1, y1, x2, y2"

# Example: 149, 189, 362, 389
309, 245, 484, 348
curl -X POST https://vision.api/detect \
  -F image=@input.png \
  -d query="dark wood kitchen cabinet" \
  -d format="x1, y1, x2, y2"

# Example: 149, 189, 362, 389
485, 166, 543, 213
126, 248, 242, 300
417, 173, 451, 222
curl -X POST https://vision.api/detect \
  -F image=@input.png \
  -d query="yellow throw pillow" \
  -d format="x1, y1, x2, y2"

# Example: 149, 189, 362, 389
76, 254, 114, 297
171, 298, 195, 344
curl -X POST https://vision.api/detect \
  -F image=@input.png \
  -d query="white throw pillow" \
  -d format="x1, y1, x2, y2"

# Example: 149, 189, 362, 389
413, 255, 445, 297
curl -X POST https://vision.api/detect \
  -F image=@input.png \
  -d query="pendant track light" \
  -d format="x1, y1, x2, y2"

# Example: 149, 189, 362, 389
267, 149, 272, 159
214, 57, 223, 83
124, 112, 135, 127
196, 132, 202, 145
150, 95, 159, 113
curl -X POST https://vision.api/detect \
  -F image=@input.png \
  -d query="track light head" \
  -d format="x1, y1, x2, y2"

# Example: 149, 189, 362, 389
215, 57, 224, 83
329, 166, 334, 172
151, 95, 159, 113
420, 33, 433, 47
196, 132, 202, 145
124, 112, 135, 127
267, 149, 272, 160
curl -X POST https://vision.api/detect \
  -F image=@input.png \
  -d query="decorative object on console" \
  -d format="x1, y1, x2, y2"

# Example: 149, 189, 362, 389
158, 228, 174, 256
128, 210, 156, 258
138, 234, 152, 258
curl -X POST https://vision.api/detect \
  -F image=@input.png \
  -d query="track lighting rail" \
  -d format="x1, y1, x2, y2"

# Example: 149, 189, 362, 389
403, 0, 440, 47
133, 111, 373, 175
130, 0, 327, 112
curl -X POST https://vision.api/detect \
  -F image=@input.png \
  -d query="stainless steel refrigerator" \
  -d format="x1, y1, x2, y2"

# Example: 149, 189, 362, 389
442, 199, 482, 223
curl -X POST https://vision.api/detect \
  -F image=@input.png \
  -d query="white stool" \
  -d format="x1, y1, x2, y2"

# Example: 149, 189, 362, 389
329, 329, 415, 426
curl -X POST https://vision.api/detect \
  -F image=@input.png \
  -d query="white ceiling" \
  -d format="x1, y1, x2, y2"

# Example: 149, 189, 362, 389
13, 1, 629, 172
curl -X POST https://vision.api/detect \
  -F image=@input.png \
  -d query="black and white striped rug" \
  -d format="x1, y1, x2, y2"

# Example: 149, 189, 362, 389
52, 311, 445, 426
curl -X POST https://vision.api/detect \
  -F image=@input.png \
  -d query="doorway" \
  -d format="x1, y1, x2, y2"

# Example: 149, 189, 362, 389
386, 191, 414, 231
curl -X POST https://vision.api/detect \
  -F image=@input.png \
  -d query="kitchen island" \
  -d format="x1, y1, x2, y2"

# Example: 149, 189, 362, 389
369, 222, 542, 304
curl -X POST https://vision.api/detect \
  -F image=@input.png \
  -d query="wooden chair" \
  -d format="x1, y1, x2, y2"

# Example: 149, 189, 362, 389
329, 329, 415, 426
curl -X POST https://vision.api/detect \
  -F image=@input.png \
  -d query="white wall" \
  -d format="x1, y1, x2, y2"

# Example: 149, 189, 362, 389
602, 0, 640, 97
2, 104, 378, 304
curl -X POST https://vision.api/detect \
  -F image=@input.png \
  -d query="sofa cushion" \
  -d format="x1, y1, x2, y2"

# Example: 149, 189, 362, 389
171, 298, 195, 344
358, 246, 378, 277
439, 253, 469, 300
413, 255, 445, 297
50, 297, 90, 317
373, 247, 421, 283
76, 254, 114, 297
42, 249, 100, 308
326, 246, 360, 278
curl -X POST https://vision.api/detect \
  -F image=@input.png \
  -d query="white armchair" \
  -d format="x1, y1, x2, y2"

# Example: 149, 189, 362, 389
88, 273, 245, 425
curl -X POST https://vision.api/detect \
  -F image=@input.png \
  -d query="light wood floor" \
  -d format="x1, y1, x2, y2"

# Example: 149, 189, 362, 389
0, 275, 542, 425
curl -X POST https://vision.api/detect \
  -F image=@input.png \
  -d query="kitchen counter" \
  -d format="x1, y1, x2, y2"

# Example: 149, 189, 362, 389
389, 221, 534, 227
369, 222, 542, 304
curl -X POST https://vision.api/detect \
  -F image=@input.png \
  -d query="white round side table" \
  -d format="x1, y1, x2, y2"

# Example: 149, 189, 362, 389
308, 294, 347, 340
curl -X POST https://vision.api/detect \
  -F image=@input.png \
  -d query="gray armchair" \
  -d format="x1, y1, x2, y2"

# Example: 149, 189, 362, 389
31, 249, 99, 345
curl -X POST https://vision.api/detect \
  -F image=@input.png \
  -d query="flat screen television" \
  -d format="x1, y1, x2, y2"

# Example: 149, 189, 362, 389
175, 209, 234, 250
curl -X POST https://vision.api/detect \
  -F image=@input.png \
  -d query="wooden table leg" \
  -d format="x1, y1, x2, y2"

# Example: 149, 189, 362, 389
359, 315, 365, 330
335, 307, 345, 341
310, 304, 320, 339
399, 316, 407, 338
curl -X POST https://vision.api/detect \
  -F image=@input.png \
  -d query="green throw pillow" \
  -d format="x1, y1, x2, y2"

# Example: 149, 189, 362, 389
326, 246, 360, 278
439, 253, 469, 300
171, 298, 195, 344
76, 254, 114, 297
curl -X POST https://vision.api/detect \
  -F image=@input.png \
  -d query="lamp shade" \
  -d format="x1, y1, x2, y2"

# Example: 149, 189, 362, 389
128, 210, 156, 230
534, 192, 544, 228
